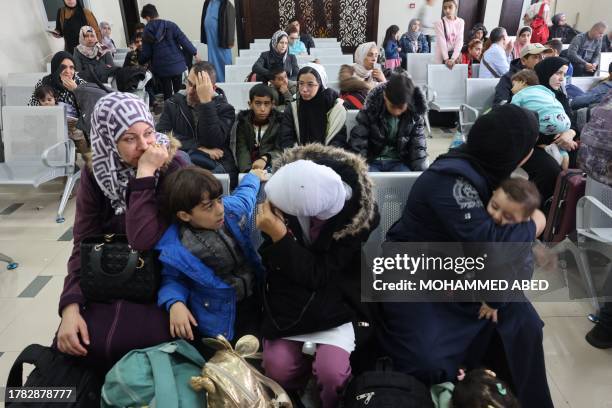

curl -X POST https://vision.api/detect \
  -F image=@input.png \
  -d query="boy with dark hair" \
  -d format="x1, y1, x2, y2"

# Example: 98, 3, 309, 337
157, 61, 238, 185
139, 3, 199, 99
234, 84, 283, 172
350, 73, 428, 171
267, 64, 297, 110
157, 166, 267, 342
123, 32, 144, 67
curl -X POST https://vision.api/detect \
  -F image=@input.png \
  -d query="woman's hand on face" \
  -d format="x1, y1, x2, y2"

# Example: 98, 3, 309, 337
61, 77, 78, 91
136, 143, 169, 178
505, 39, 515, 53
372, 68, 386, 82
256, 200, 287, 242
554, 130, 577, 151
57, 303, 89, 356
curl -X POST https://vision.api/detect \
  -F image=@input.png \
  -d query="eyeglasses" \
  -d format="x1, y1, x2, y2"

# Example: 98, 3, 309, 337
298, 81, 319, 89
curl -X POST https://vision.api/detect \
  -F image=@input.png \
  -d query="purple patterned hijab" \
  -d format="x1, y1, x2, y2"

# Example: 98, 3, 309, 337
90, 92, 169, 214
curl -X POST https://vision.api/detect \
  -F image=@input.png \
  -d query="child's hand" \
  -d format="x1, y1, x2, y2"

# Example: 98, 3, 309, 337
169, 302, 198, 340
478, 302, 498, 323
256, 200, 287, 242
251, 159, 267, 170
249, 168, 268, 181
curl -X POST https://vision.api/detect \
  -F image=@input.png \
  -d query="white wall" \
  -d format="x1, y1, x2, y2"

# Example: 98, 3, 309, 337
482, 0, 503, 32
89, 0, 128, 48
555, 0, 610, 32
377, 0, 443, 45
0, 0, 64, 79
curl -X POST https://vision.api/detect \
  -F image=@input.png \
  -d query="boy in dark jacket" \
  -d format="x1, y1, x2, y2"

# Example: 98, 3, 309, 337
350, 73, 428, 171
157, 167, 267, 342
156, 61, 238, 186
139, 4, 198, 99
234, 84, 283, 172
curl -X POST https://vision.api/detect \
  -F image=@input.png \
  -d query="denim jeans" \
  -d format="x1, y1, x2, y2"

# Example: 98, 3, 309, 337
368, 160, 411, 172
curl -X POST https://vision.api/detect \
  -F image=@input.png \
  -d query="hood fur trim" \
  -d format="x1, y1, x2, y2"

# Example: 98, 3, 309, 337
272, 144, 376, 240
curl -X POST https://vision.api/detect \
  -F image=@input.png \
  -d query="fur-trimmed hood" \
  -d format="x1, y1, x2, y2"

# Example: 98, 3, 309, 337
363, 80, 428, 119
272, 144, 377, 240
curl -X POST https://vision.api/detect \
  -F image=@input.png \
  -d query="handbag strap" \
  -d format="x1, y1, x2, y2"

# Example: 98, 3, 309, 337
481, 57, 501, 78
442, 18, 449, 42
88, 244, 140, 283
536, 2, 546, 19
262, 285, 316, 332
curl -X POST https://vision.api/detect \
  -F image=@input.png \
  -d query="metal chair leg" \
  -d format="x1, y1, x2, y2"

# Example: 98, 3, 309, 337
56, 169, 81, 223
0, 253, 18, 270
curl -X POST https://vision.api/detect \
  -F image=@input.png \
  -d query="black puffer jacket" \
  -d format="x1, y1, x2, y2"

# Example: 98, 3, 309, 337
252, 51, 299, 82
156, 90, 237, 175
259, 144, 380, 340
349, 82, 428, 170
493, 58, 524, 107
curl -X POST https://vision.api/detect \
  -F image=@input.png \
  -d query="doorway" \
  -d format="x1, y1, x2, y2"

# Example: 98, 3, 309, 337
119, 0, 140, 45
457, 0, 487, 39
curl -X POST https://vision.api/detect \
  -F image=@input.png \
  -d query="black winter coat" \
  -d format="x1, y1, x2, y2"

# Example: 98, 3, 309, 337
252, 51, 299, 82
493, 58, 523, 107
349, 82, 428, 170
259, 144, 380, 340
156, 90, 237, 174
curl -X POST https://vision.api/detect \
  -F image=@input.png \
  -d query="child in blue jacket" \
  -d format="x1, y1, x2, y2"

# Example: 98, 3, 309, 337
157, 167, 267, 341
383, 25, 402, 69
510, 69, 571, 169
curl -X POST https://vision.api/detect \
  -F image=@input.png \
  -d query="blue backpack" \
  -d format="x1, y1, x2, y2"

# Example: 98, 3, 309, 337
101, 340, 206, 408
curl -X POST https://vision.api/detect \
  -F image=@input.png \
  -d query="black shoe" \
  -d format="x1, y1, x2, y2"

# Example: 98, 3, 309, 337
585, 324, 612, 349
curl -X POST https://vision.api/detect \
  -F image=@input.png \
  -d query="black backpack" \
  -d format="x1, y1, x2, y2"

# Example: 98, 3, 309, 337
5, 344, 102, 407
342, 358, 434, 408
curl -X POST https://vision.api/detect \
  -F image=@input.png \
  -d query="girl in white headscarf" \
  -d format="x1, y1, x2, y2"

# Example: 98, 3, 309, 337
256, 144, 379, 408
353, 42, 387, 85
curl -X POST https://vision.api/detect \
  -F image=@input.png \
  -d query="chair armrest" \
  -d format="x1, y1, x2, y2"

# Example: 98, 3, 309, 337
577, 195, 612, 230
41, 140, 75, 169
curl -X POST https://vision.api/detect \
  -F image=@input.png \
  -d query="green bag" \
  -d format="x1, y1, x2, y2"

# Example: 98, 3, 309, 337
101, 340, 206, 408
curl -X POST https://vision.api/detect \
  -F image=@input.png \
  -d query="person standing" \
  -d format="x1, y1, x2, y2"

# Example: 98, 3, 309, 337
418, 0, 438, 52
140, 4, 198, 99
51, 0, 101, 54
201, 0, 235, 83
433, 0, 465, 69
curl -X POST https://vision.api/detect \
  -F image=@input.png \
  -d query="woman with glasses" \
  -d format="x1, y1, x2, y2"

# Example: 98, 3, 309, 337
252, 30, 300, 82
278, 64, 348, 149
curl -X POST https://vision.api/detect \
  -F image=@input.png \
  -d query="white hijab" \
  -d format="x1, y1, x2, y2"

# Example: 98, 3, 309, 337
265, 160, 352, 243
353, 42, 377, 81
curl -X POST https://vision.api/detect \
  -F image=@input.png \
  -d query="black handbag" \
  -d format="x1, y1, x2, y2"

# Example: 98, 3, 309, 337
79, 234, 161, 303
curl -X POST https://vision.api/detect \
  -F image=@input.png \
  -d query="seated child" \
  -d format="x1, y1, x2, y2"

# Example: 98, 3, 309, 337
267, 64, 297, 110
123, 32, 144, 68
157, 167, 267, 342
453, 368, 520, 408
234, 84, 283, 173
480, 178, 545, 322
510, 69, 570, 170
34, 85, 89, 156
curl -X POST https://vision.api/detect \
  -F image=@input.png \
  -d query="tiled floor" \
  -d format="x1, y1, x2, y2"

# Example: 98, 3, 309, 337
0, 130, 610, 407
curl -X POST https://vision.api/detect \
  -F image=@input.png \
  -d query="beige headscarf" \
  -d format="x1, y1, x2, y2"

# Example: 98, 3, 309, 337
353, 42, 378, 81
76, 26, 110, 59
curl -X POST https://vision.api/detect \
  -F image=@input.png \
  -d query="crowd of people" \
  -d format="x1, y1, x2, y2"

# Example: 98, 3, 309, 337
11, 0, 612, 407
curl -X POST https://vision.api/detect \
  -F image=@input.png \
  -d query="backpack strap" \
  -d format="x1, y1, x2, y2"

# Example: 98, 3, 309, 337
536, 2, 546, 19
6, 344, 51, 388
247, 361, 292, 406
343, 94, 364, 110
146, 347, 180, 408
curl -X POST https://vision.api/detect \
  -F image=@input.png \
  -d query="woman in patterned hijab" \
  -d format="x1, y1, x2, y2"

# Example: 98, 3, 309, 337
90, 92, 180, 214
